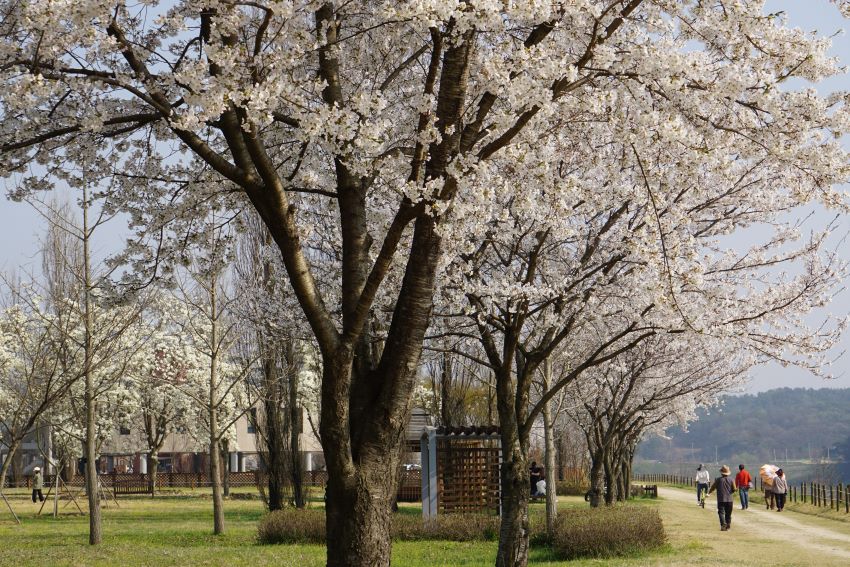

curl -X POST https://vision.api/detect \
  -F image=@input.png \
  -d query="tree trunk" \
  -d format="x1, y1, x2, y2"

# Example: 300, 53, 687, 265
319, 206, 443, 565
320, 359, 411, 567
440, 351, 452, 427
62, 457, 75, 483
207, 256, 225, 535
603, 448, 615, 506
148, 453, 158, 497
624, 444, 635, 499
496, 439, 530, 567
0, 438, 21, 491
222, 439, 230, 498
542, 357, 558, 537
325, 449, 400, 567
262, 366, 287, 511
616, 459, 627, 501
84, 420, 101, 544
210, 437, 225, 535
287, 353, 304, 509
82, 181, 101, 545
588, 451, 604, 508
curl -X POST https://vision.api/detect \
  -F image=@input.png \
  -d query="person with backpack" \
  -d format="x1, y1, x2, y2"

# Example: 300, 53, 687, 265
709, 465, 736, 531
735, 464, 752, 510
695, 463, 710, 505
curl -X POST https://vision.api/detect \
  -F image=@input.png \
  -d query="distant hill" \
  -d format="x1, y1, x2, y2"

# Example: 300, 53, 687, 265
637, 388, 850, 473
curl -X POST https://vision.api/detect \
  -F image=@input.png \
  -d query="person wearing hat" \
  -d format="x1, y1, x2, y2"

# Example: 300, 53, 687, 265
709, 465, 737, 531
773, 469, 788, 512
31, 466, 44, 503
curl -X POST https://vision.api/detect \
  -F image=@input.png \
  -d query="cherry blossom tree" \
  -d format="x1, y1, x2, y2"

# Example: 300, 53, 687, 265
562, 334, 748, 507
3, 2, 850, 564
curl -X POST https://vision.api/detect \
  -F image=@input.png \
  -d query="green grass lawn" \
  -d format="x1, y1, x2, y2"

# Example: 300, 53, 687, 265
0, 489, 675, 567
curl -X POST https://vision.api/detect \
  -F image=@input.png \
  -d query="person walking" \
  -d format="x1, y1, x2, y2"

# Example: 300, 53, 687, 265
764, 479, 775, 510
31, 466, 44, 503
709, 465, 736, 531
773, 469, 788, 512
695, 464, 710, 505
735, 464, 752, 510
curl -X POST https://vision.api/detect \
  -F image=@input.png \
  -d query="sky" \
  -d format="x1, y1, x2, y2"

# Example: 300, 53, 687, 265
1, 2, 850, 394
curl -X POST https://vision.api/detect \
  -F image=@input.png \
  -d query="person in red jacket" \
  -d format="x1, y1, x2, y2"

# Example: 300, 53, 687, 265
734, 464, 752, 510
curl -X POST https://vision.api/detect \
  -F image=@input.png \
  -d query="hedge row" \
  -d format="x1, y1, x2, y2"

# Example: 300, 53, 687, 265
257, 509, 504, 544
258, 504, 666, 561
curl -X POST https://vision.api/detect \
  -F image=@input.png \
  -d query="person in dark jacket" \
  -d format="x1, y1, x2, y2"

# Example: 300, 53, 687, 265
31, 466, 44, 503
529, 462, 543, 496
709, 464, 736, 531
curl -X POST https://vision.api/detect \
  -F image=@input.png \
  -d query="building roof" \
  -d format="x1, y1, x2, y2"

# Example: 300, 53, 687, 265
434, 425, 500, 437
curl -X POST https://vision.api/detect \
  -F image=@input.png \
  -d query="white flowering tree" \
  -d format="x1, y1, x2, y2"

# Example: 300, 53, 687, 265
0, 300, 73, 489
34, 179, 146, 545
562, 334, 749, 507
3, 1, 850, 564
444, 191, 844, 561
128, 293, 201, 496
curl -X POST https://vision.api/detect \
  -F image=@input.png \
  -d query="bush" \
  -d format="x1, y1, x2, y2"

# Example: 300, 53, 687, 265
257, 509, 326, 544
392, 513, 501, 541
556, 481, 589, 496
257, 509, 503, 545
551, 505, 665, 560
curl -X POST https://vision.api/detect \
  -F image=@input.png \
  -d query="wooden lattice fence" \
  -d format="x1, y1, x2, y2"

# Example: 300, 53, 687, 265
437, 440, 500, 514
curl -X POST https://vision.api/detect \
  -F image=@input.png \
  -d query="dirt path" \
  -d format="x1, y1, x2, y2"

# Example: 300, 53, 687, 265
661, 486, 850, 563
